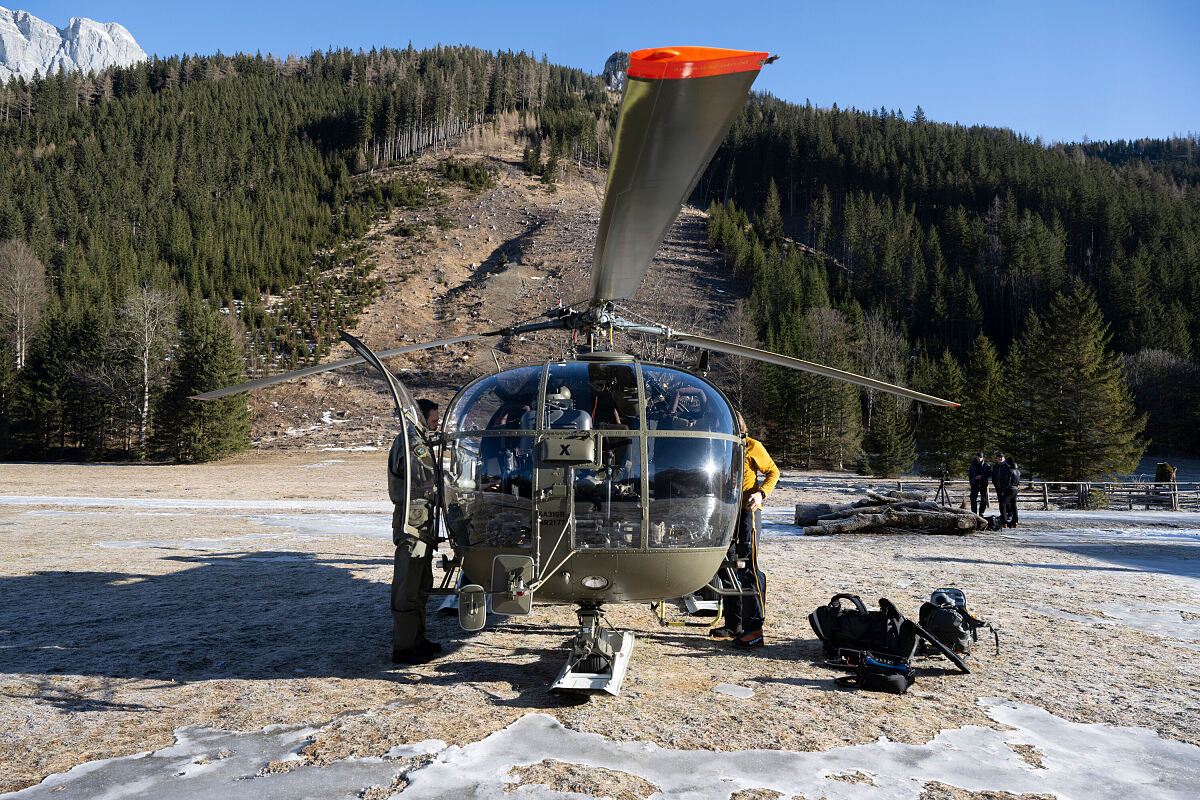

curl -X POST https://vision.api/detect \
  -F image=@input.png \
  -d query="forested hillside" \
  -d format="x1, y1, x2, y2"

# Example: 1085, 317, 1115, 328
1, 47, 1197, 475
697, 98, 1200, 475
0, 46, 610, 459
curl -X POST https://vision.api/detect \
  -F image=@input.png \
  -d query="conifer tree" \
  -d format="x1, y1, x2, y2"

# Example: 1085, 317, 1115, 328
863, 395, 915, 477
0, 341, 13, 455
1008, 288, 1146, 481
756, 178, 784, 246
960, 333, 1006, 454
915, 349, 968, 476
154, 303, 249, 463
796, 307, 861, 469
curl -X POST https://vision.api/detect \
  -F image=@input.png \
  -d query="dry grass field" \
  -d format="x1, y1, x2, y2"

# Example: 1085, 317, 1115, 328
2, 453, 1198, 797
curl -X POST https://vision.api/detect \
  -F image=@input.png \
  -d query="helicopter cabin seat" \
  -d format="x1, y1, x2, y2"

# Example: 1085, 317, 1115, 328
519, 387, 593, 431
478, 402, 534, 493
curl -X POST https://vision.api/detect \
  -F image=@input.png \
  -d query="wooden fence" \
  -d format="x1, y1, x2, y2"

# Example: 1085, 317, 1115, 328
894, 478, 1200, 512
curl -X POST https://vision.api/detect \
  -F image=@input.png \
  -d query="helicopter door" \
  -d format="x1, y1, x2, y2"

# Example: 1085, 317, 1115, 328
338, 331, 438, 532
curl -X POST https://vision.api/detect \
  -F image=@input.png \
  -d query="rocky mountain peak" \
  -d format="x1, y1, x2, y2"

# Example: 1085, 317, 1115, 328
0, 6, 146, 81
603, 51, 628, 91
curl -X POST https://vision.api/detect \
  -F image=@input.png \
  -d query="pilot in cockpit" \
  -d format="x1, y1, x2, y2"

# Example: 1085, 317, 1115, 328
523, 386, 592, 431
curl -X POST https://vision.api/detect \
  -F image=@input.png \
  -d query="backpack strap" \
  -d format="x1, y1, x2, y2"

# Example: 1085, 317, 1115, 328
877, 597, 904, 620
903, 617, 971, 674
830, 593, 868, 614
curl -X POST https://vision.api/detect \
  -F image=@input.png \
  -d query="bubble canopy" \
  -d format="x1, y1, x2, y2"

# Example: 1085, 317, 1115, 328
442, 359, 744, 557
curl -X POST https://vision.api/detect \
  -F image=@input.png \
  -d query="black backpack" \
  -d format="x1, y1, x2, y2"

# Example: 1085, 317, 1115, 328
918, 588, 1000, 656
918, 604, 972, 652
808, 594, 918, 665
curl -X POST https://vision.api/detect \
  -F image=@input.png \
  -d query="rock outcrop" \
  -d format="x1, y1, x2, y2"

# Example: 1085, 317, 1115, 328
602, 51, 627, 91
0, 6, 146, 81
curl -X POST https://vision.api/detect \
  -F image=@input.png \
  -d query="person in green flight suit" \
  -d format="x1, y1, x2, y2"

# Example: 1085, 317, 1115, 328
391, 399, 441, 664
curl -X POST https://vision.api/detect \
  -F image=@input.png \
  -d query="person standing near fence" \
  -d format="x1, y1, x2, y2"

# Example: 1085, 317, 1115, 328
993, 454, 1010, 525
968, 452, 992, 516
1001, 458, 1021, 528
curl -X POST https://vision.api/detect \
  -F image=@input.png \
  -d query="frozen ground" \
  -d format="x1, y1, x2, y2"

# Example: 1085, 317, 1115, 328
2, 454, 1199, 798
7, 699, 1200, 799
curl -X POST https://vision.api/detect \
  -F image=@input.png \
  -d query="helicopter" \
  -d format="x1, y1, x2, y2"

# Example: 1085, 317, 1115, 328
197, 46, 957, 695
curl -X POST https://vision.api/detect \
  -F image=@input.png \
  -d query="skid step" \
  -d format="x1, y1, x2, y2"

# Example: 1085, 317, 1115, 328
550, 630, 635, 696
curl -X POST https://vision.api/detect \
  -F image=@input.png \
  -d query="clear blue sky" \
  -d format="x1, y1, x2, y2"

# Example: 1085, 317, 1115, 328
20, 0, 1200, 144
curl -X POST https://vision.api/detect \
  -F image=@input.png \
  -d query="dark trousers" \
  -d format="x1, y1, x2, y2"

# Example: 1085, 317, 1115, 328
970, 483, 989, 515
722, 508, 767, 633
391, 537, 433, 651
1002, 490, 1019, 527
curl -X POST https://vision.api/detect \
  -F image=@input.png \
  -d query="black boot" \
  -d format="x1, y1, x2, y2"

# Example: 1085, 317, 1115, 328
392, 638, 443, 665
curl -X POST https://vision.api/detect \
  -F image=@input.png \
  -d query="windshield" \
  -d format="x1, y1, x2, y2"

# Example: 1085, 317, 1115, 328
642, 366, 735, 434
540, 362, 640, 431
445, 366, 541, 433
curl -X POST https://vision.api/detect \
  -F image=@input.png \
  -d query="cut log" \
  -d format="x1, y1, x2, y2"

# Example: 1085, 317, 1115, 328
794, 502, 839, 526
800, 496, 986, 536
817, 500, 922, 521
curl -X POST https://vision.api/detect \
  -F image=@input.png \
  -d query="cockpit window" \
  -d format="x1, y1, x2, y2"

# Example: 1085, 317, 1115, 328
642, 366, 735, 434
445, 366, 541, 433
542, 362, 640, 431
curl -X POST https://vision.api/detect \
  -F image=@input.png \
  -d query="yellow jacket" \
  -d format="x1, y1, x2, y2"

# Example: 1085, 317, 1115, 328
743, 437, 779, 503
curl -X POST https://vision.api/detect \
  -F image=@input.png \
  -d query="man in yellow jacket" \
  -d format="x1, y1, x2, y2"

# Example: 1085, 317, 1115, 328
712, 411, 779, 649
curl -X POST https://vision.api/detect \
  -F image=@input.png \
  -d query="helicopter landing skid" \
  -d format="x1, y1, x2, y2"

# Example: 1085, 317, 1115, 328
682, 592, 720, 616
550, 628, 634, 696
550, 605, 634, 696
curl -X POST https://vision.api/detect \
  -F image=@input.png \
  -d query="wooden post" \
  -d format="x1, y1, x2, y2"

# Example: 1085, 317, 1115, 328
1042, 483, 1049, 510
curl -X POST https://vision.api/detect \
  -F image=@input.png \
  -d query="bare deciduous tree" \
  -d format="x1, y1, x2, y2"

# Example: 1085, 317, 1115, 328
713, 299, 759, 412
858, 311, 911, 430
115, 285, 179, 455
0, 239, 48, 371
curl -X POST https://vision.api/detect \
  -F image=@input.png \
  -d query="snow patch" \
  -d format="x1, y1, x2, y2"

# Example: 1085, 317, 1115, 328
0, 496, 391, 513
315, 445, 385, 452
713, 683, 754, 699
91, 513, 393, 550
11, 700, 1199, 799
1020, 601, 1200, 642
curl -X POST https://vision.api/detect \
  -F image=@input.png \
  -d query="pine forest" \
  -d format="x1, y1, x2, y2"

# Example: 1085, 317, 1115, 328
0, 46, 1197, 478
0, 46, 608, 460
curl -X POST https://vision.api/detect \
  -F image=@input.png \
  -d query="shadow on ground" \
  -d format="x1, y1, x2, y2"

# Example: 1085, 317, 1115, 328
915, 539, 1200, 582
0, 550, 467, 682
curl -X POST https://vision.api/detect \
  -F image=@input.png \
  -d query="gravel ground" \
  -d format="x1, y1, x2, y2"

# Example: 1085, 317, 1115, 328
1, 453, 1198, 796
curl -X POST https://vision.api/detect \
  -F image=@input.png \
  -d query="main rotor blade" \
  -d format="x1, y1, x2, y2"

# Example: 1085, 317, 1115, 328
671, 330, 960, 407
190, 332, 492, 401
590, 47, 769, 304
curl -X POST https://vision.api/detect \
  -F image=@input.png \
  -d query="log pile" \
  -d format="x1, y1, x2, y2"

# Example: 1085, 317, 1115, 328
795, 490, 986, 536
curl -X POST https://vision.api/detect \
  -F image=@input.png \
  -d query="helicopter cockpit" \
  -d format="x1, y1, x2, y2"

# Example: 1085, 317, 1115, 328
442, 359, 744, 574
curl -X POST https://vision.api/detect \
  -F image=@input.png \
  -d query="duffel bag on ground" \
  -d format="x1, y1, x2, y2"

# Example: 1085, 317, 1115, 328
808, 594, 918, 665
834, 652, 917, 694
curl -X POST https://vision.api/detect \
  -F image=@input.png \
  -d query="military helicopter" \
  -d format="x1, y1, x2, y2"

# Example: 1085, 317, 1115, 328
198, 46, 957, 695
